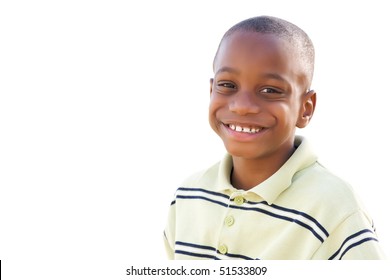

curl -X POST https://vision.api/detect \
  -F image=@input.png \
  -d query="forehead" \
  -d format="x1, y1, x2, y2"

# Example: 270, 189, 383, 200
214, 31, 296, 71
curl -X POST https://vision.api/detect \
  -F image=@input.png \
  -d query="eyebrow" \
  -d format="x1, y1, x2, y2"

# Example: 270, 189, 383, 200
215, 66, 240, 75
261, 73, 288, 84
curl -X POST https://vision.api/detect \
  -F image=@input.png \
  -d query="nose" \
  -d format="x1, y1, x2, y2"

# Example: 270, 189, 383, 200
229, 91, 260, 115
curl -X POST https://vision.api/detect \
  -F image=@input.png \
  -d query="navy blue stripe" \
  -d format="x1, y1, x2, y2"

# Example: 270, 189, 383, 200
175, 241, 216, 252
247, 200, 328, 237
176, 189, 327, 242
176, 241, 254, 260
180, 187, 326, 237
224, 252, 255, 260
265, 203, 329, 237
178, 187, 230, 199
175, 250, 217, 259
339, 237, 379, 260
230, 204, 325, 242
329, 229, 376, 260
176, 195, 228, 208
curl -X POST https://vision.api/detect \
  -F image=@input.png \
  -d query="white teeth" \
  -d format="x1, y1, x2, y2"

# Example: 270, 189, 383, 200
227, 124, 261, 134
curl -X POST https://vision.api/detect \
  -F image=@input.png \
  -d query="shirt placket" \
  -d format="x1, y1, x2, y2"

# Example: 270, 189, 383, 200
216, 191, 247, 258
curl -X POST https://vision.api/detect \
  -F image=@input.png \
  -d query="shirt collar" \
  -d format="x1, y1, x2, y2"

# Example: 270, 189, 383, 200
217, 136, 317, 205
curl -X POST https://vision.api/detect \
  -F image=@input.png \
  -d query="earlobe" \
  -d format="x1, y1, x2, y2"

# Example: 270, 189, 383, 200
297, 90, 316, 128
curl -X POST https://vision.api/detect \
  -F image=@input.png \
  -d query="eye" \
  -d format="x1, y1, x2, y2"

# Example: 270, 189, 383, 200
260, 87, 281, 94
217, 81, 236, 89
215, 80, 237, 95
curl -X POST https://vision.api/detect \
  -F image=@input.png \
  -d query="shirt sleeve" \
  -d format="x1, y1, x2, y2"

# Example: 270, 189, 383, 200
163, 199, 176, 260
312, 210, 386, 260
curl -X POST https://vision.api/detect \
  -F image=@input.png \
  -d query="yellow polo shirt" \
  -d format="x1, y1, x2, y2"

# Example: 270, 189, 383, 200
164, 136, 385, 260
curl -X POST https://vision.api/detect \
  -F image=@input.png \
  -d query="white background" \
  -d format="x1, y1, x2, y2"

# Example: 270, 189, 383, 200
1, 0, 391, 278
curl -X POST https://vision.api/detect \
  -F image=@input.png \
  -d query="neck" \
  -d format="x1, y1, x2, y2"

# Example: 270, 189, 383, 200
231, 146, 295, 191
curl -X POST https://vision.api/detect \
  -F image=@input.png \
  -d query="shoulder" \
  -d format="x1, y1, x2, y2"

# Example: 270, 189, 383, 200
295, 162, 357, 200
287, 161, 368, 222
179, 161, 221, 189
177, 153, 233, 191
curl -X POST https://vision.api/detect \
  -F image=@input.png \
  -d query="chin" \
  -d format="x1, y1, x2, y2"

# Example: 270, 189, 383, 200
224, 143, 263, 160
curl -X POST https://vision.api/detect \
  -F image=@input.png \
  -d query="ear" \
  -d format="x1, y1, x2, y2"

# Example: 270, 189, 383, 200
209, 78, 214, 96
296, 90, 316, 128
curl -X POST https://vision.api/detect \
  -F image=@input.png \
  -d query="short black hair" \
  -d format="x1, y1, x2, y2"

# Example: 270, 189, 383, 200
213, 16, 315, 88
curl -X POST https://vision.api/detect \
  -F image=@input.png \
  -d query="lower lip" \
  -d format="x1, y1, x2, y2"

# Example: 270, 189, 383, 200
222, 124, 266, 142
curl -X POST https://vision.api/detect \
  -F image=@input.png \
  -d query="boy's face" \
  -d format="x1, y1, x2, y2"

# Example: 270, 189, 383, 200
209, 31, 315, 161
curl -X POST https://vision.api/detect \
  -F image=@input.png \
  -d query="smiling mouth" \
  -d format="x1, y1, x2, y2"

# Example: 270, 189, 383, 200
226, 123, 262, 134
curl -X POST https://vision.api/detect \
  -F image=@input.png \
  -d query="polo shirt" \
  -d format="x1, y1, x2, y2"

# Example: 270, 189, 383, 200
163, 136, 385, 260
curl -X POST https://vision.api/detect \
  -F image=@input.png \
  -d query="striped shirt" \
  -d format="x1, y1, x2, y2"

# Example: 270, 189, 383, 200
164, 136, 385, 260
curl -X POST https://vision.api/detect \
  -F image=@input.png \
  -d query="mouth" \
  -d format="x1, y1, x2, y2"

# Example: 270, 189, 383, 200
225, 123, 263, 134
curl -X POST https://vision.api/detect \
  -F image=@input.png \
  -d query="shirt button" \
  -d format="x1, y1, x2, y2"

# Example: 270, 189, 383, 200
234, 196, 245, 205
224, 216, 235, 227
218, 244, 228, 255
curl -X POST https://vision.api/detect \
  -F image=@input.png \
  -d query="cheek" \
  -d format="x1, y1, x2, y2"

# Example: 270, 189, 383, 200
208, 94, 226, 130
288, 105, 303, 127
267, 102, 298, 126
208, 93, 224, 116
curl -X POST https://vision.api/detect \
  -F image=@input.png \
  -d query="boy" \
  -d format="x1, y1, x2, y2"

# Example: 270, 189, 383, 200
163, 16, 384, 260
